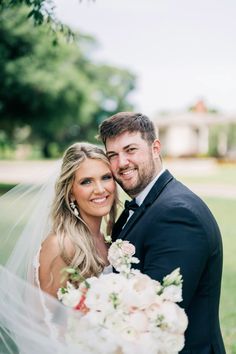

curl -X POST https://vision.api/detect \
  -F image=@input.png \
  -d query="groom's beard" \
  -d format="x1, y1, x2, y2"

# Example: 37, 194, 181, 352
115, 159, 156, 198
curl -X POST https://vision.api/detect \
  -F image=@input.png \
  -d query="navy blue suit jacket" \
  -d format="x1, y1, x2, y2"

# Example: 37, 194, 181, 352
113, 170, 225, 354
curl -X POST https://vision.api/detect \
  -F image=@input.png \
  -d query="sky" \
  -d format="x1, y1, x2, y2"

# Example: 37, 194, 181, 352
54, 0, 236, 117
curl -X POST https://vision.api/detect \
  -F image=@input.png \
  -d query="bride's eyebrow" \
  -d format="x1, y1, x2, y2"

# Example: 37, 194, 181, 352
80, 176, 92, 179
86, 171, 112, 177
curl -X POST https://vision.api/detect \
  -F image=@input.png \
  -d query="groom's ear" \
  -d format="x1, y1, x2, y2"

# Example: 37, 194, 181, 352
152, 139, 161, 157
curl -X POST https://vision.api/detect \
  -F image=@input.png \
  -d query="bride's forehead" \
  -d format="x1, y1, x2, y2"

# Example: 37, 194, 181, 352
75, 159, 110, 176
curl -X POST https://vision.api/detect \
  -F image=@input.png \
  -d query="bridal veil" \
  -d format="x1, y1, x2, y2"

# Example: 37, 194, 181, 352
0, 161, 84, 353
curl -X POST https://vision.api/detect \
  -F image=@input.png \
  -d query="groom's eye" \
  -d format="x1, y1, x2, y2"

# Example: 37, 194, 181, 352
107, 153, 117, 161
126, 147, 137, 153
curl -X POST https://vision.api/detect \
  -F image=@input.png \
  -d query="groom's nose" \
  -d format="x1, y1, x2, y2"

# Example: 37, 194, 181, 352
117, 153, 129, 168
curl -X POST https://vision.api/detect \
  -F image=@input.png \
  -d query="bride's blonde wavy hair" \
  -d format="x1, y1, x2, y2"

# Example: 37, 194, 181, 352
51, 142, 117, 279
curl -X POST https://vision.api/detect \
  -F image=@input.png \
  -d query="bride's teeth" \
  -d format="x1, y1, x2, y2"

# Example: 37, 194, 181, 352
92, 197, 106, 203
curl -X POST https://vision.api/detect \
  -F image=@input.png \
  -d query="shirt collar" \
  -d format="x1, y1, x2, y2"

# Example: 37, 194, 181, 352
135, 168, 165, 206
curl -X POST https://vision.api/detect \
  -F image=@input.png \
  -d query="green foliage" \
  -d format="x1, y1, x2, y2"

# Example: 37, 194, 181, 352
208, 124, 236, 158
208, 126, 219, 157
0, 5, 136, 157
228, 123, 236, 151
0, 0, 73, 34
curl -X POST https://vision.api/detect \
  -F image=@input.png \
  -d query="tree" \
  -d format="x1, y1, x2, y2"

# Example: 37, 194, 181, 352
0, 6, 136, 157
0, 0, 91, 40
1, 0, 64, 25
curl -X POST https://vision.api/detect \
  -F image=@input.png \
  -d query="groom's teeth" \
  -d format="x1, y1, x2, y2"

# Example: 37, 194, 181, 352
122, 170, 134, 176
123, 170, 131, 174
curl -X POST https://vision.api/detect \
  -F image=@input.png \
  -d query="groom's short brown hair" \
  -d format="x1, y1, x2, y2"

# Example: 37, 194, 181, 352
98, 112, 156, 145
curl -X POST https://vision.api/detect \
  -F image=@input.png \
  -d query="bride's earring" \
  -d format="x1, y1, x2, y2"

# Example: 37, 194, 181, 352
70, 200, 79, 217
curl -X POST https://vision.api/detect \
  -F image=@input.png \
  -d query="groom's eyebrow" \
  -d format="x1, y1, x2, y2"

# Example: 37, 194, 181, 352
106, 145, 126, 156
108, 143, 137, 152
122, 143, 139, 151
106, 144, 138, 156
124, 143, 138, 149
106, 150, 117, 158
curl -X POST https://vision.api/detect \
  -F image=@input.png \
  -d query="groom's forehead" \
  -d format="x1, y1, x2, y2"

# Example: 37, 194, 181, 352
105, 131, 144, 150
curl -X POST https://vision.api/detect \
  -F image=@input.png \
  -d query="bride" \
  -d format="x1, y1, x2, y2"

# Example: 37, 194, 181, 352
0, 142, 117, 353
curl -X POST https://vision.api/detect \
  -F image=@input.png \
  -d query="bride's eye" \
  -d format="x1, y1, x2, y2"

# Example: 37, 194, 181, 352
80, 178, 91, 185
102, 174, 113, 181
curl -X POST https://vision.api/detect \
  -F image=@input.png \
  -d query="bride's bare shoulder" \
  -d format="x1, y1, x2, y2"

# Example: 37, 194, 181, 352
40, 233, 60, 260
40, 233, 74, 263
39, 234, 74, 296
38, 236, 60, 290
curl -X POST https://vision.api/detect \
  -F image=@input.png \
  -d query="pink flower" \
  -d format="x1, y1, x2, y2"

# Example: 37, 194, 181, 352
120, 241, 135, 256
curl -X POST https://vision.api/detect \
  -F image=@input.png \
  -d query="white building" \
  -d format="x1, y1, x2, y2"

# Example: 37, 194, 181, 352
153, 101, 236, 158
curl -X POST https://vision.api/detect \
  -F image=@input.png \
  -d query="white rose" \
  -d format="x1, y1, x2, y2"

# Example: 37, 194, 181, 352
123, 273, 157, 309
126, 311, 148, 332
154, 330, 185, 353
157, 301, 188, 334
107, 245, 122, 269
85, 273, 127, 311
67, 316, 119, 354
145, 302, 163, 323
83, 310, 106, 327
161, 284, 183, 302
119, 332, 157, 354
60, 287, 83, 308
104, 309, 128, 333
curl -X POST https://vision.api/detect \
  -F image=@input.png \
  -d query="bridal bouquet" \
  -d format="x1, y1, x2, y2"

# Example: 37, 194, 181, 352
57, 240, 188, 354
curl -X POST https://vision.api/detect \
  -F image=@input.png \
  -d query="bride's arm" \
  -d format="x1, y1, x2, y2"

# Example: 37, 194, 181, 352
39, 234, 70, 298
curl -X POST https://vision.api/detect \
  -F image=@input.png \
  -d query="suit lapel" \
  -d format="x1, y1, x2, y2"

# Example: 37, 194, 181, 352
118, 170, 174, 240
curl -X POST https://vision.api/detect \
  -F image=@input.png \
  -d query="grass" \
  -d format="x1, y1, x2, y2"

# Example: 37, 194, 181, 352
203, 197, 236, 354
177, 163, 236, 185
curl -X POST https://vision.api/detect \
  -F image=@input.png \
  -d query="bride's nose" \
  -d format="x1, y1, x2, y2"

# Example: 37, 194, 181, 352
94, 181, 105, 194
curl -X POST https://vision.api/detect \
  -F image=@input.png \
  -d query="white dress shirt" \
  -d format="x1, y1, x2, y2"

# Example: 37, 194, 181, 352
125, 168, 166, 223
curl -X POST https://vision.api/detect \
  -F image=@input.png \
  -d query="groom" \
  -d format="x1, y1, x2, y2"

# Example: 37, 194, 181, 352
99, 112, 226, 354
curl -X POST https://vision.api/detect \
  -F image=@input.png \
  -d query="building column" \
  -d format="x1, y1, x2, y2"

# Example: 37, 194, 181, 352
198, 126, 209, 154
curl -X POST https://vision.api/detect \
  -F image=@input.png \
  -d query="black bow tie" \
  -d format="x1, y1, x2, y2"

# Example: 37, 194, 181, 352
124, 199, 139, 211
112, 199, 139, 240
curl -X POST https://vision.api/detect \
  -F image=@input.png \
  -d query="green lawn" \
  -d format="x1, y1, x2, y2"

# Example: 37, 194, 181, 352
177, 163, 236, 185
203, 197, 236, 354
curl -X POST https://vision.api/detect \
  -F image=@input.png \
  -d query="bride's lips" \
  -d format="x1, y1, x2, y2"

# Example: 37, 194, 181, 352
90, 195, 110, 205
